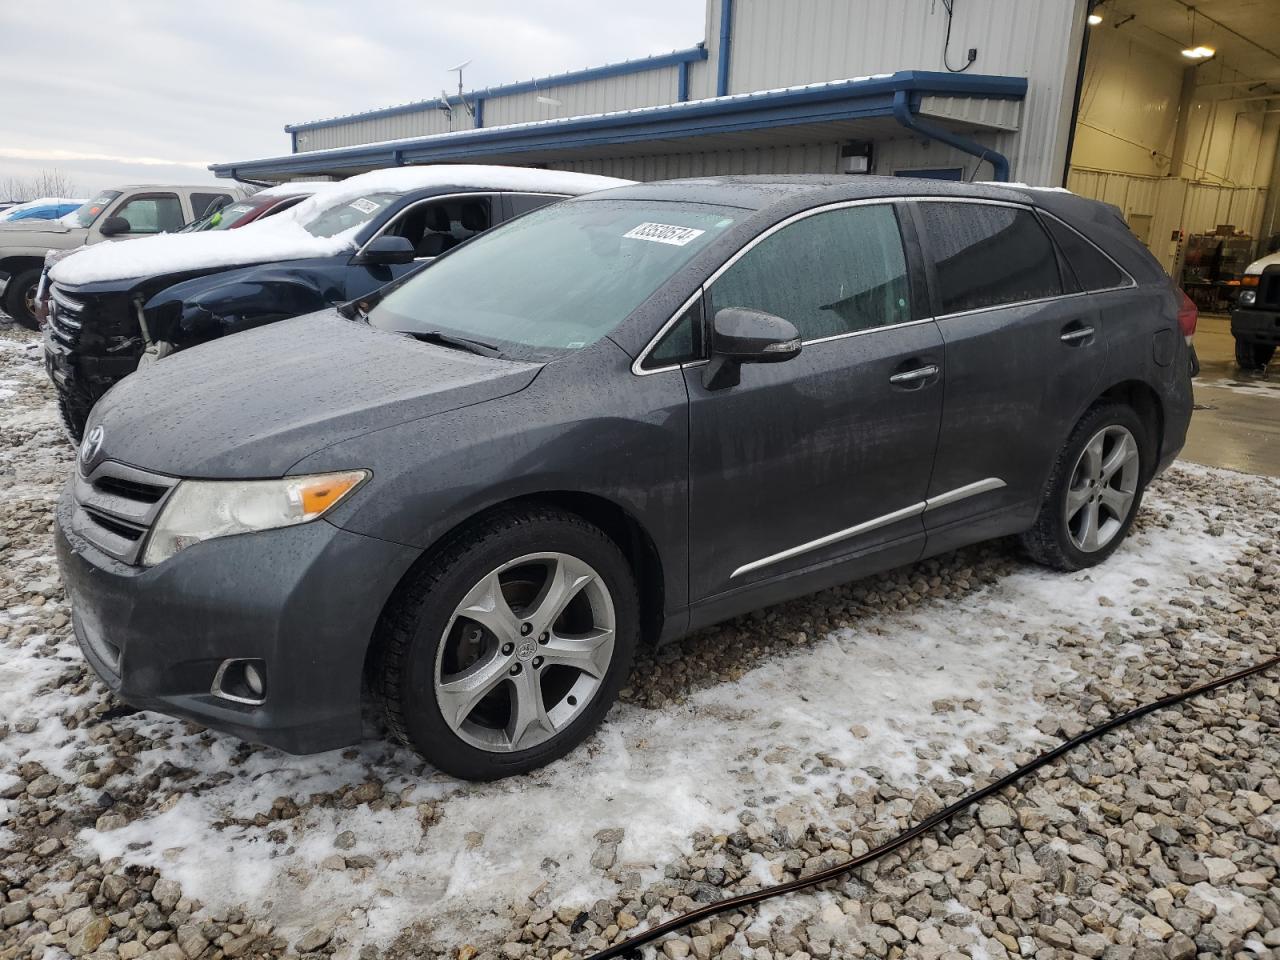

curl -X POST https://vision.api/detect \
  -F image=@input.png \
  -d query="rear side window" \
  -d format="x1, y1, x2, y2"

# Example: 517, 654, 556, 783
708, 204, 911, 341
1043, 216, 1126, 292
919, 203, 1062, 314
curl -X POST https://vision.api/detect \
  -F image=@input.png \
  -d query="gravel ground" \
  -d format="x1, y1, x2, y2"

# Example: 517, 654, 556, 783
1, 321, 1277, 960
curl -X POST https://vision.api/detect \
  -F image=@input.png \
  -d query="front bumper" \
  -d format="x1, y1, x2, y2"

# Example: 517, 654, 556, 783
55, 490, 419, 753
1230, 307, 1280, 345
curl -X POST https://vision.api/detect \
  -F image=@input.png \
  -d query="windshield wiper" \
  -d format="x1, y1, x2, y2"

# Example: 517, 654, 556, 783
397, 329, 504, 359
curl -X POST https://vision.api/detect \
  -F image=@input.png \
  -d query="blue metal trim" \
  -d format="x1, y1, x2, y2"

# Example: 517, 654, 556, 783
716, 0, 733, 97
678, 61, 690, 103
474, 97, 484, 129
219, 72, 1027, 179
284, 46, 709, 134
890, 89, 1011, 182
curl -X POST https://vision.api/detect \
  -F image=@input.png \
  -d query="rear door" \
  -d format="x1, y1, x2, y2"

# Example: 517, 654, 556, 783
912, 200, 1106, 534
682, 201, 944, 602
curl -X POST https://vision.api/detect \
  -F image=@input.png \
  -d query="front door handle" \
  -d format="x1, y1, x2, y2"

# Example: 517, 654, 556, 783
1060, 324, 1095, 344
889, 363, 940, 385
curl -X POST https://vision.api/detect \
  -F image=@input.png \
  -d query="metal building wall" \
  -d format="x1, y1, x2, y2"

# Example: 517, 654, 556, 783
290, 0, 1085, 184
481, 68, 680, 128
297, 108, 473, 152
549, 143, 842, 180
698, 0, 1086, 185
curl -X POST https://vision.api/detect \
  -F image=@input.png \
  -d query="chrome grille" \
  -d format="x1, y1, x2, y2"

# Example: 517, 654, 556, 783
71, 461, 178, 565
48, 285, 84, 347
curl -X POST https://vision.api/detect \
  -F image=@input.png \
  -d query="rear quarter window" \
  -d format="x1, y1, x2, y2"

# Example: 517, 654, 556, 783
1042, 215, 1127, 292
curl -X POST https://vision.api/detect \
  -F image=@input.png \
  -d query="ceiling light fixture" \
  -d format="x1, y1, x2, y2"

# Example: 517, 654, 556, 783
1180, 8, 1214, 60
1088, 12, 1103, 25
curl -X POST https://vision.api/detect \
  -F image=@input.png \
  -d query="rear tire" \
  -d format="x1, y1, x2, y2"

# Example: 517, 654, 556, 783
371, 506, 638, 780
1020, 403, 1149, 572
3, 268, 41, 331
1234, 338, 1274, 372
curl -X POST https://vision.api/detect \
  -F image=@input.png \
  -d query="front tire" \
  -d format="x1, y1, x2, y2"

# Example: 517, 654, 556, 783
1234, 338, 1274, 372
57, 387, 93, 443
3, 268, 41, 331
1020, 404, 1148, 572
372, 506, 638, 780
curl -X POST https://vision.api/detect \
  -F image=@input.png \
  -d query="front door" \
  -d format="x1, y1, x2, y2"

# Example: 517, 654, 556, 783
684, 202, 944, 603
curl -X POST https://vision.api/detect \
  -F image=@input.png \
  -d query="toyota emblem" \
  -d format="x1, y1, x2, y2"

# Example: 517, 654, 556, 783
79, 425, 105, 470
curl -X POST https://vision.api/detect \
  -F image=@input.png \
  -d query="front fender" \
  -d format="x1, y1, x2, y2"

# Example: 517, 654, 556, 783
144, 260, 349, 347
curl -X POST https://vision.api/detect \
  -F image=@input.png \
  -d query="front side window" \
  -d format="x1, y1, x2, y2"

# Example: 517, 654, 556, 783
708, 204, 911, 341
114, 194, 184, 234
919, 202, 1063, 314
645, 300, 704, 368
67, 191, 121, 228
382, 196, 493, 259
367, 199, 737, 361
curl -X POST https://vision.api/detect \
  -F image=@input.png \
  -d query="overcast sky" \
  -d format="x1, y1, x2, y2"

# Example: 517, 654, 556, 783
0, 1, 707, 197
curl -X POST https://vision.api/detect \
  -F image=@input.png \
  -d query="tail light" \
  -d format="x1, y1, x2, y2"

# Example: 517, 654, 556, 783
1176, 288, 1198, 343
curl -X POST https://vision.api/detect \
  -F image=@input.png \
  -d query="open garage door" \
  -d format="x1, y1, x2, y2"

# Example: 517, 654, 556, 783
1065, 0, 1280, 310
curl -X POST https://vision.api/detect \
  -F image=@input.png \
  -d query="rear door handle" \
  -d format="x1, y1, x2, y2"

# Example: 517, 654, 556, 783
1060, 324, 1095, 344
889, 363, 940, 385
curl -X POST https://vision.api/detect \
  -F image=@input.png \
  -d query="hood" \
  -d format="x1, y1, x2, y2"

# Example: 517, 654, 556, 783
49, 217, 357, 286
1245, 251, 1280, 275
0, 218, 74, 235
89, 310, 541, 478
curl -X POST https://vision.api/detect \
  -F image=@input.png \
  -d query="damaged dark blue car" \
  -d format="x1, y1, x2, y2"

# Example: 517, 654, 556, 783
41, 166, 627, 438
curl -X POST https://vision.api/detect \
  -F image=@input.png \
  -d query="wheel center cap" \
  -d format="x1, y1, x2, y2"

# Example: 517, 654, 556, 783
515, 639, 538, 662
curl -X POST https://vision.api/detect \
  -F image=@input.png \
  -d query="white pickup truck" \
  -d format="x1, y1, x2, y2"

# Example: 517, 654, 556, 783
0, 184, 246, 329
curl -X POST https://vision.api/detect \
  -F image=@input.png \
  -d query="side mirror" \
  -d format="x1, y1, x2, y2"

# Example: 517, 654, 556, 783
703, 307, 801, 389
359, 235, 415, 266
98, 216, 131, 237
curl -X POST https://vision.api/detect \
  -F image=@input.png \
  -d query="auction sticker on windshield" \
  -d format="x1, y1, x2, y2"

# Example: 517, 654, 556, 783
623, 222, 706, 246
349, 198, 381, 215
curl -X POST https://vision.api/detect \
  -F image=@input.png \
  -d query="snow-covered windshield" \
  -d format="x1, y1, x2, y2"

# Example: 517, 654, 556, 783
67, 191, 122, 228
367, 199, 737, 361
301, 193, 397, 238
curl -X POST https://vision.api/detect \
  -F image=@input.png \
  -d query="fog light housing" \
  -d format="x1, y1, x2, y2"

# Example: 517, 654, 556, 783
212, 659, 268, 705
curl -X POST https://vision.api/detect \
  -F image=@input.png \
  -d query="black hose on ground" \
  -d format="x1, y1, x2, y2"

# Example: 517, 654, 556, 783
585, 654, 1280, 960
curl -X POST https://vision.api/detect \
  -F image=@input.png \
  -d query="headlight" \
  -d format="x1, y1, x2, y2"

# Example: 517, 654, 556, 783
142, 470, 368, 566
1238, 290, 1256, 306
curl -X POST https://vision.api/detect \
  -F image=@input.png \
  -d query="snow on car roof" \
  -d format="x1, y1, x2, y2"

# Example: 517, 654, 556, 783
281, 165, 630, 224
49, 166, 631, 287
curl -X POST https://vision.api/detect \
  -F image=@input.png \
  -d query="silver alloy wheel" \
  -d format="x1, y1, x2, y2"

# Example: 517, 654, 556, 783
1064, 424, 1140, 553
433, 551, 616, 753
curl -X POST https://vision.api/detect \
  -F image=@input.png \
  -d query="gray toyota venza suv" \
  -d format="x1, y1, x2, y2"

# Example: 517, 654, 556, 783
56, 176, 1196, 780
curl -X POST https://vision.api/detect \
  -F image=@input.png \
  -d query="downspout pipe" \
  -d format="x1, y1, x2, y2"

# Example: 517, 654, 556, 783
716, 0, 733, 97
891, 89, 1011, 181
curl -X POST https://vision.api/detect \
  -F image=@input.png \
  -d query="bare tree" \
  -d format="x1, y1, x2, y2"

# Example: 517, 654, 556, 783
0, 169, 78, 201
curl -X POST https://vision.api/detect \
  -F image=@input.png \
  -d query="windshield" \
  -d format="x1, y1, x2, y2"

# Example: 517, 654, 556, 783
367, 199, 737, 361
182, 200, 256, 233
301, 192, 398, 238
67, 191, 122, 228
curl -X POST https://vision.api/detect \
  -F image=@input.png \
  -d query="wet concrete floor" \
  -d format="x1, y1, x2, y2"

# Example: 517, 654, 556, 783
1183, 315, 1280, 478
